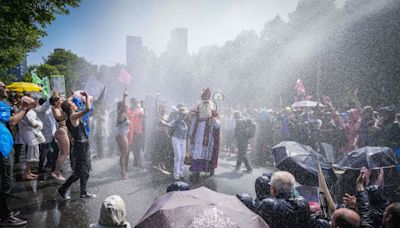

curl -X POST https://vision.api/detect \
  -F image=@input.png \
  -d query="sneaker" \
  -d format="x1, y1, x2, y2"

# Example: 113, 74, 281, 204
80, 192, 96, 199
52, 172, 66, 181
0, 215, 27, 226
57, 188, 71, 200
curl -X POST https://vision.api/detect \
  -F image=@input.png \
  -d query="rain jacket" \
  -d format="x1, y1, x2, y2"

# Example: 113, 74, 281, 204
0, 100, 13, 159
365, 185, 389, 228
90, 195, 131, 228
356, 190, 375, 228
254, 193, 311, 228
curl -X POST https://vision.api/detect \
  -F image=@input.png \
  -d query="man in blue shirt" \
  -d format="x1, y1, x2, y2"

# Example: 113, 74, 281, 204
0, 81, 31, 226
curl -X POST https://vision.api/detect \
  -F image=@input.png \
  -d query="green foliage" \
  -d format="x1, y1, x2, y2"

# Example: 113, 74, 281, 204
34, 49, 96, 92
0, 0, 81, 72
0, 72, 17, 83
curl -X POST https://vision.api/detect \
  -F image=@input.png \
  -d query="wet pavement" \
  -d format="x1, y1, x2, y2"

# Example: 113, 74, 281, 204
8, 152, 274, 228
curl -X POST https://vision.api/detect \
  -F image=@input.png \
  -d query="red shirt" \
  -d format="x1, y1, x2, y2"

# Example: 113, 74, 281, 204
126, 107, 143, 134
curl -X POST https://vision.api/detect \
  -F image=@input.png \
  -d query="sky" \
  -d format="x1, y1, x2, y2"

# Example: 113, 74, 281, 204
28, 0, 346, 66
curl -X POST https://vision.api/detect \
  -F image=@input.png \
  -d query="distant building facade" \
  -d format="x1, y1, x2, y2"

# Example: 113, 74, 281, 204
167, 28, 188, 55
8, 57, 28, 81
126, 36, 144, 72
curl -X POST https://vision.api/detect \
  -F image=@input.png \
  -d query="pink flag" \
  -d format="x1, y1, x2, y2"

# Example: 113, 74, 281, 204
295, 79, 306, 96
118, 68, 132, 85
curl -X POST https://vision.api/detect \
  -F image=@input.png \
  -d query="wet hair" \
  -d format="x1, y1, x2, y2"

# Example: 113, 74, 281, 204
49, 96, 60, 106
255, 174, 271, 199
38, 98, 46, 105
331, 208, 360, 228
385, 203, 400, 227
61, 100, 73, 118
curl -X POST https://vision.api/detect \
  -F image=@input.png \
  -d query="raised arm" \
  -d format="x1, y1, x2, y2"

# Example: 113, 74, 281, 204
8, 101, 29, 126
70, 92, 91, 121
33, 100, 51, 113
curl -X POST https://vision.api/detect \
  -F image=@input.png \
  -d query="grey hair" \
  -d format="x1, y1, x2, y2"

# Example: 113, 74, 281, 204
270, 171, 295, 195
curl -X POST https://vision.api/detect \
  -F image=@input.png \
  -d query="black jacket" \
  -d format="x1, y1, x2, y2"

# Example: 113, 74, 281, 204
254, 193, 312, 228
356, 190, 375, 228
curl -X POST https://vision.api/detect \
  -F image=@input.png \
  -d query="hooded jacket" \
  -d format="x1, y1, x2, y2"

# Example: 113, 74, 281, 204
254, 193, 311, 228
90, 195, 131, 228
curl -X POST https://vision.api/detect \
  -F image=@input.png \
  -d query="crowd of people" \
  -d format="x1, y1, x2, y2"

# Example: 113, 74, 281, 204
1, 78, 400, 227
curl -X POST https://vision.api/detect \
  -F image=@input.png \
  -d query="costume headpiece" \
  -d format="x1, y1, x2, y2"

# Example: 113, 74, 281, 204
201, 88, 211, 100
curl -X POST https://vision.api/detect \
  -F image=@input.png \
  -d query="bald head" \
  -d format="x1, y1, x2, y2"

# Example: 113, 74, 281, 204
331, 208, 360, 228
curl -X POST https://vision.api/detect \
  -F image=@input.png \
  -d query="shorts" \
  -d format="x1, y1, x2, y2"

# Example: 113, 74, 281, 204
26, 145, 40, 162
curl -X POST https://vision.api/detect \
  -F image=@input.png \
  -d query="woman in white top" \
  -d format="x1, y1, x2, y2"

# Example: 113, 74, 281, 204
19, 96, 45, 180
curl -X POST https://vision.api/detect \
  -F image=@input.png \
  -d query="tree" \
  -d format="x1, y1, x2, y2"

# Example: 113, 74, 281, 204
0, 0, 81, 72
42, 49, 96, 92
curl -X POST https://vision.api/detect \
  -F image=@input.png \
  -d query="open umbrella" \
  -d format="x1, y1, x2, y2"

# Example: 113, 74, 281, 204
6, 82, 42, 92
136, 187, 269, 228
334, 146, 398, 169
272, 141, 337, 186
291, 101, 325, 109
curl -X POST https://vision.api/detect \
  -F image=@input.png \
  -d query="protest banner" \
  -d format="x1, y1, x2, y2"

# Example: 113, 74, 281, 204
50, 75, 66, 95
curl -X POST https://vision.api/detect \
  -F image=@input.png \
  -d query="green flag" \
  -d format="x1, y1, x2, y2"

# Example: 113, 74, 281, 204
31, 69, 49, 98
31, 70, 42, 85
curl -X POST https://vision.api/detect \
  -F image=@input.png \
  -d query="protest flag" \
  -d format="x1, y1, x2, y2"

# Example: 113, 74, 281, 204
31, 69, 49, 98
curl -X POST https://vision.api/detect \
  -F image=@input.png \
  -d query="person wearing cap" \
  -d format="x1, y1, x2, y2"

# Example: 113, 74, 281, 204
90, 195, 131, 228
162, 106, 189, 180
0, 81, 31, 226
18, 96, 46, 180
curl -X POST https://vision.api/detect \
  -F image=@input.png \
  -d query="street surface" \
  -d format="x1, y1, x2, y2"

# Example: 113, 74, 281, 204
8, 152, 274, 228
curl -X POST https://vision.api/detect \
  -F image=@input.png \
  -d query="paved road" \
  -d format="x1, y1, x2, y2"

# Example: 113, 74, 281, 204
8, 153, 274, 228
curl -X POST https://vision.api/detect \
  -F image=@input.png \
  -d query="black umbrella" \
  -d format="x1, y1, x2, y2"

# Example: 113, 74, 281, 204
334, 146, 398, 169
136, 187, 269, 228
272, 141, 337, 186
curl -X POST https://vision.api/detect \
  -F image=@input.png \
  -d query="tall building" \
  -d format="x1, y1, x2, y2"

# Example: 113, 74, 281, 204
8, 57, 28, 80
126, 36, 143, 70
167, 28, 188, 55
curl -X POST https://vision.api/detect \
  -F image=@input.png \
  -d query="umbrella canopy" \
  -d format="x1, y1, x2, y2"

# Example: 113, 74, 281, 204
291, 101, 325, 109
272, 141, 337, 186
334, 146, 398, 169
136, 187, 269, 228
6, 82, 42, 92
